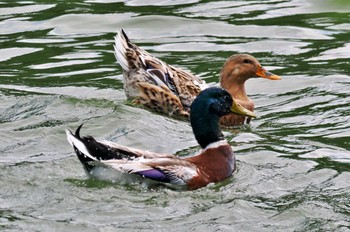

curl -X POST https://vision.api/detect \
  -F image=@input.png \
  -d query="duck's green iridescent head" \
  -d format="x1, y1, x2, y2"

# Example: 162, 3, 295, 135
190, 87, 256, 148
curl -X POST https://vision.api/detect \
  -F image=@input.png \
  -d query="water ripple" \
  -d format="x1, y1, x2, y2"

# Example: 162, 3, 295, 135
0, 0, 349, 231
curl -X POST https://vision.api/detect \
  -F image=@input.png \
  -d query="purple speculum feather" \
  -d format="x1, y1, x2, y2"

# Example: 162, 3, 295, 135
137, 169, 170, 182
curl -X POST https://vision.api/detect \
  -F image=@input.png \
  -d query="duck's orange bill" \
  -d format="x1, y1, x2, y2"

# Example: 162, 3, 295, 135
255, 66, 281, 80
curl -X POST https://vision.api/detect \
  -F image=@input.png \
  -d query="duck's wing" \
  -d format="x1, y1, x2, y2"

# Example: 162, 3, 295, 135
103, 157, 197, 187
114, 29, 178, 94
131, 83, 189, 117
66, 125, 197, 187
114, 29, 207, 113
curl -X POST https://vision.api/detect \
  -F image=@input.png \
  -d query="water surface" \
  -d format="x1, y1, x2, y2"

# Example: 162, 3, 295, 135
0, 0, 349, 231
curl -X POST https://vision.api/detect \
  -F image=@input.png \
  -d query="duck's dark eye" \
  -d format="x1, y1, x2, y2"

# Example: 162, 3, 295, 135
243, 59, 251, 64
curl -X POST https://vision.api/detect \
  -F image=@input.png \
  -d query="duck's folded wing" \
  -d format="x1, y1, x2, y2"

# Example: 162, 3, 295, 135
114, 29, 207, 109
102, 157, 198, 185
114, 30, 176, 93
132, 82, 189, 117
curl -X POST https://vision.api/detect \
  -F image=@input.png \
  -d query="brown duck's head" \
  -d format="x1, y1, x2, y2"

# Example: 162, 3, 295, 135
220, 54, 281, 87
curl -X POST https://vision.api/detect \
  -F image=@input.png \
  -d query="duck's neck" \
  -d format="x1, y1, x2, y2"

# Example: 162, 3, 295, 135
190, 112, 224, 149
220, 72, 250, 102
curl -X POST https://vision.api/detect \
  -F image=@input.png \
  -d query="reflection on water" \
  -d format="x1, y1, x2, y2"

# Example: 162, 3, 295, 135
0, 0, 349, 231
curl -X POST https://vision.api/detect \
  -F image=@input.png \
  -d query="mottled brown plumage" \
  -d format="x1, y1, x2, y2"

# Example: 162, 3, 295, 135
114, 29, 206, 117
114, 29, 281, 126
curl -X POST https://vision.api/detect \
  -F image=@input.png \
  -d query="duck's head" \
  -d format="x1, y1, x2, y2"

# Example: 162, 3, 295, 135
190, 87, 256, 148
192, 87, 256, 118
220, 54, 281, 87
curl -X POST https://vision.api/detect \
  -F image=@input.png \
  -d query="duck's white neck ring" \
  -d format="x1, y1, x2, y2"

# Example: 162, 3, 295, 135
203, 140, 229, 151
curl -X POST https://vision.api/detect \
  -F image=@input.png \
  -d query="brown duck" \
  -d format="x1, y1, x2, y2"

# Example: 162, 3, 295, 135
114, 29, 281, 126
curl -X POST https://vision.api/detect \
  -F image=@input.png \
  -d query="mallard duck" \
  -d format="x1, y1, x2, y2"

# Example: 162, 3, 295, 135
66, 87, 256, 190
219, 54, 281, 125
114, 29, 281, 125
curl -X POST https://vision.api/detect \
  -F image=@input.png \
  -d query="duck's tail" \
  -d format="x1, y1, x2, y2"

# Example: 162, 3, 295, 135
114, 29, 131, 72
66, 124, 135, 171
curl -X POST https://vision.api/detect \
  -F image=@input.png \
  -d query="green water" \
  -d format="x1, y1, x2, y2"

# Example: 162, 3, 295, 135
0, 0, 349, 231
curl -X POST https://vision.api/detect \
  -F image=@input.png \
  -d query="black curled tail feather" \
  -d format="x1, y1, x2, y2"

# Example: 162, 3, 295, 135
67, 124, 94, 172
75, 124, 84, 138
70, 124, 139, 162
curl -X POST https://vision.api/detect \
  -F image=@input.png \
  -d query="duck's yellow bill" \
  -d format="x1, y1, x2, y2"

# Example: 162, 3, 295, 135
255, 66, 281, 80
231, 101, 256, 118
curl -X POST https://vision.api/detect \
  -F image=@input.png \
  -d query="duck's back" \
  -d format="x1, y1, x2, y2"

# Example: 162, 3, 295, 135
114, 30, 207, 116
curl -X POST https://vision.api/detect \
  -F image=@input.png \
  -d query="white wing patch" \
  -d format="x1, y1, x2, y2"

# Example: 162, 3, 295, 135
96, 157, 198, 185
102, 157, 152, 173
